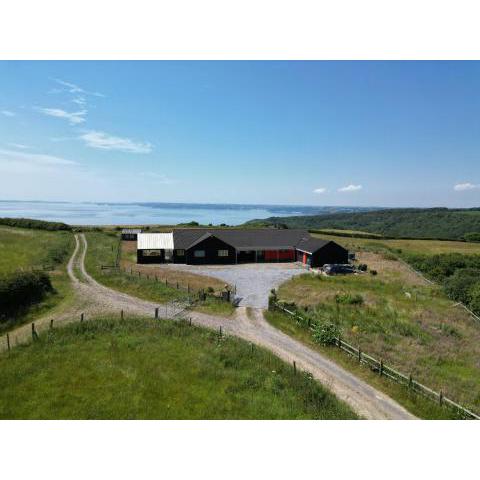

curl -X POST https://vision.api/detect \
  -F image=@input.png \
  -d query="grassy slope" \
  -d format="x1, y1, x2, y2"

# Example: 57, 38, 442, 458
246, 208, 480, 240
0, 316, 358, 419
274, 266, 480, 416
0, 227, 75, 333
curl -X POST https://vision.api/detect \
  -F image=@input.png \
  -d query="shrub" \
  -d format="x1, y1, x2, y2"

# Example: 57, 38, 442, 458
444, 268, 480, 304
464, 232, 480, 242
312, 322, 339, 345
206, 286, 215, 293
0, 217, 71, 231
357, 263, 368, 272
0, 271, 54, 322
468, 283, 480, 315
334, 293, 364, 305
370, 270, 378, 276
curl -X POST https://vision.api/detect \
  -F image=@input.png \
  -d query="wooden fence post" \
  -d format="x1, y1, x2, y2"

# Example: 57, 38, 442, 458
80, 313, 84, 322
6, 333, 10, 352
50, 319, 54, 329
358, 347, 361, 363
121, 310, 124, 320
250, 342, 254, 354
379, 359, 384, 376
31, 323, 37, 340
409, 374, 413, 389
219, 326, 222, 337
176, 281, 179, 289
189, 317, 192, 326
293, 361, 297, 375
439, 390, 443, 406
187, 284, 190, 293
155, 307, 159, 319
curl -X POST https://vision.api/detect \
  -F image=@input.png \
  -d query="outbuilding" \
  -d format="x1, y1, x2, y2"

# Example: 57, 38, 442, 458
137, 232, 174, 263
121, 228, 142, 241
295, 237, 348, 268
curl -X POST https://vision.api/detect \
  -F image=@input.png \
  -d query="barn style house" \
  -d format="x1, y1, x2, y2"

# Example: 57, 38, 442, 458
136, 229, 348, 268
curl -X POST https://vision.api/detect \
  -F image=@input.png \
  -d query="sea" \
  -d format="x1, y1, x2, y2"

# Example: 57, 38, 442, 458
0, 200, 373, 226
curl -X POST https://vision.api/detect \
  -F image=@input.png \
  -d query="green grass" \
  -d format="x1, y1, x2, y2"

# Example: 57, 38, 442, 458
84, 232, 188, 304
194, 296, 236, 317
0, 226, 73, 274
0, 227, 75, 333
264, 310, 456, 419
0, 316, 358, 419
275, 272, 480, 416
311, 232, 480, 256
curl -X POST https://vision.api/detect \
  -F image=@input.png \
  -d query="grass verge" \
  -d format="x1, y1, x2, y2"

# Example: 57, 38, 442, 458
0, 316, 358, 419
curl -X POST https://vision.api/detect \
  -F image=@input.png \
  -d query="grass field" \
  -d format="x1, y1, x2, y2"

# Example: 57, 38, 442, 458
274, 260, 480, 416
0, 316, 358, 419
312, 231, 480, 256
0, 227, 75, 333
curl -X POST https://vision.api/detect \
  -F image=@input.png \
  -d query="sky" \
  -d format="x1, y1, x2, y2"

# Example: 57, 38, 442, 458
0, 60, 479, 208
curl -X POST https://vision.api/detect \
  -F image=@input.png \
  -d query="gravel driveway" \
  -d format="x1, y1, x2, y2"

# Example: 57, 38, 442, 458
162, 263, 307, 308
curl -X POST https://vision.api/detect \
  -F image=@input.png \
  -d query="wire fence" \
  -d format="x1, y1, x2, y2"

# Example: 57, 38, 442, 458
274, 302, 479, 420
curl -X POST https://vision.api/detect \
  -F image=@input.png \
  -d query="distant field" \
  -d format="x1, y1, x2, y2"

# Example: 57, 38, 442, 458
274, 254, 480, 415
311, 232, 480, 256
0, 316, 358, 419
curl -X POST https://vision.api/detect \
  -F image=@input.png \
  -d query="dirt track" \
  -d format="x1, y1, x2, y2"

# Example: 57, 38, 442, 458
0, 234, 415, 420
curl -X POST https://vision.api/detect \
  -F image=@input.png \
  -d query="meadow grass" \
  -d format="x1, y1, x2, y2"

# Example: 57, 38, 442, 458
275, 270, 480, 415
0, 316, 358, 419
265, 310, 456, 419
0, 227, 75, 333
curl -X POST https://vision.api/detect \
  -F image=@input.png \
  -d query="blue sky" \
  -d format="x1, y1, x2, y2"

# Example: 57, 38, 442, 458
0, 60, 479, 207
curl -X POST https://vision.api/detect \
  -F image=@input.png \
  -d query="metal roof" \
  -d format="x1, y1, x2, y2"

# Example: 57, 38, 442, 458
137, 232, 174, 250
122, 228, 142, 234
173, 228, 310, 250
295, 237, 332, 254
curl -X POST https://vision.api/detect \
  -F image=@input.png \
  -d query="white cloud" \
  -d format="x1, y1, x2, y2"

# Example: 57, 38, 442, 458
54, 79, 104, 98
6, 143, 31, 150
1, 110, 15, 117
37, 107, 87, 125
80, 130, 152, 154
454, 182, 479, 191
338, 184, 363, 192
313, 187, 327, 194
0, 148, 78, 177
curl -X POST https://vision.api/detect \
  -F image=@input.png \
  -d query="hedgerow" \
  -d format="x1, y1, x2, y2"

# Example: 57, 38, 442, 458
0, 217, 71, 231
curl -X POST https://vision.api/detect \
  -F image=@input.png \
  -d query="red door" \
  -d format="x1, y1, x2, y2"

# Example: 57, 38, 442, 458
303, 253, 307, 264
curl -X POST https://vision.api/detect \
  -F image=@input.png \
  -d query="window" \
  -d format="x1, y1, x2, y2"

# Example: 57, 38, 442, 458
218, 249, 229, 257
176, 249, 185, 256
194, 250, 205, 258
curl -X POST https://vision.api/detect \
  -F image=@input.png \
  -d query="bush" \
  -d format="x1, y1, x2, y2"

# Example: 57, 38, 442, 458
464, 232, 480, 242
312, 322, 339, 345
334, 293, 364, 305
357, 263, 368, 272
444, 268, 480, 304
370, 270, 378, 276
468, 283, 480, 315
0, 217, 71, 231
0, 271, 54, 322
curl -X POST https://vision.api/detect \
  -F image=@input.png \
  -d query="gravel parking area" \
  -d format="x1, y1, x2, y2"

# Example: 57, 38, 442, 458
163, 262, 307, 308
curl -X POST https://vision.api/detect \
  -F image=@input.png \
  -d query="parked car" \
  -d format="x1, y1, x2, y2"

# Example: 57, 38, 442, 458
322, 263, 355, 275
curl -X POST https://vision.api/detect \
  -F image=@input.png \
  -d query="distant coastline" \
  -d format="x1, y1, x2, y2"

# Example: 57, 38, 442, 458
0, 200, 378, 226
